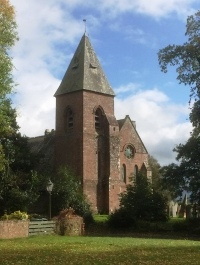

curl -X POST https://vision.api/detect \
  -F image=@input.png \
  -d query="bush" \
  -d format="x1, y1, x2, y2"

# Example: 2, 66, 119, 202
135, 220, 171, 233
172, 218, 200, 234
1, 210, 29, 220
50, 167, 93, 227
108, 173, 168, 229
108, 208, 136, 229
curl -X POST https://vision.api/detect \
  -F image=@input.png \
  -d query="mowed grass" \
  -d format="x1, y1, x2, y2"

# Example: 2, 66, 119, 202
0, 235, 200, 265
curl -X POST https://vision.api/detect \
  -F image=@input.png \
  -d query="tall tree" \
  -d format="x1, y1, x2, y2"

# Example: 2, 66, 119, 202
158, 10, 200, 132
0, 1, 43, 215
158, 10, 200, 204
108, 172, 168, 228
0, 0, 18, 171
51, 167, 92, 218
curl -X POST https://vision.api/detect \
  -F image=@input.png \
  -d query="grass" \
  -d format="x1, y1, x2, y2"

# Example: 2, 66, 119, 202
0, 235, 200, 265
93, 214, 109, 223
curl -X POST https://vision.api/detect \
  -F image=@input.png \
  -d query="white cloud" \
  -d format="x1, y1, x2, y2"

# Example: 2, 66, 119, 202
115, 82, 141, 94
9, 0, 195, 166
15, 70, 59, 137
115, 87, 192, 165
10, 0, 85, 136
97, 0, 197, 18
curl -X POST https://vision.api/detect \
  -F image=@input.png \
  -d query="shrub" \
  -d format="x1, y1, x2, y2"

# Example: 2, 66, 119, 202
173, 218, 200, 234
51, 167, 93, 227
108, 173, 168, 229
108, 208, 136, 229
1, 210, 29, 220
120, 173, 168, 222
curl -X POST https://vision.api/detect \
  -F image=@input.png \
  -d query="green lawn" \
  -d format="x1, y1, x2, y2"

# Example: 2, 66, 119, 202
93, 214, 109, 223
0, 235, 200, 265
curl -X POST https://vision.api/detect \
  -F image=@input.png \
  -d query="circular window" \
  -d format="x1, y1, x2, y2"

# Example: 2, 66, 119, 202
124, 145, 135, 159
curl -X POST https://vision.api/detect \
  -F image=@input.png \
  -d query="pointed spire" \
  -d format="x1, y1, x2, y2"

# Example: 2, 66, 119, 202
54, 34, 115, 97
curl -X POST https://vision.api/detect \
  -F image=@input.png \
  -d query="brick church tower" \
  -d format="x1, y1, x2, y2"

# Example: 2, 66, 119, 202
54, 34, 151, 213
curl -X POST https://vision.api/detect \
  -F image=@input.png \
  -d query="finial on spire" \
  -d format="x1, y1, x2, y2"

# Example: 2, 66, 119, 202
83, 19, 87, 34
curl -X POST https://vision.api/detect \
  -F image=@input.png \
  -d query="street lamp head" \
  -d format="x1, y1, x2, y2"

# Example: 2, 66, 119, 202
46, 179, 54, 193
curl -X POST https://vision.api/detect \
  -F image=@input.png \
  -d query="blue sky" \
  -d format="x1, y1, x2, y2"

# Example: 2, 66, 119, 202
10, 0, 199, 165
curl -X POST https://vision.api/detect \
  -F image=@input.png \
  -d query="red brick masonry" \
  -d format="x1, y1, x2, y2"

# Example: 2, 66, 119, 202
0, 220, 29, 239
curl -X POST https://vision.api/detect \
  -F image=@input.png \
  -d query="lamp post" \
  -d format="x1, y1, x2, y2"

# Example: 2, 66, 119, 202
46, 179, 54, 220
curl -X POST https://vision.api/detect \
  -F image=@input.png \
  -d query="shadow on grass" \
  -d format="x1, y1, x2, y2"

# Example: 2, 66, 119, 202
85, 221, 200, 241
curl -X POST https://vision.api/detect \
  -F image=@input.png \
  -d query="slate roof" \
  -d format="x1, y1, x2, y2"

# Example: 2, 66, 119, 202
117, 116, 136, 130
28, 132, 55, 174
54, 34, 115, 97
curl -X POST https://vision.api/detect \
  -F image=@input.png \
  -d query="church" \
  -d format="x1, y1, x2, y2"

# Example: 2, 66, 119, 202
30, 33, 151, 214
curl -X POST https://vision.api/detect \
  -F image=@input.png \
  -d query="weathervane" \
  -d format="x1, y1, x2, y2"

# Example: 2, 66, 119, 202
83, 19, 87, 34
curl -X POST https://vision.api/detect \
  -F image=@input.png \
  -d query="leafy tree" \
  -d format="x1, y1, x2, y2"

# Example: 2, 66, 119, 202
158, 10, 200, 204
161, 137, 200, 204
158, 11, 200, 135
160, 163, 185, 200
120, 172, 167, 221
0, 0, 18, 96
175, 136, 200, 203
0, 0, 18, 173
109, 172, 168, 228
158, 11, 200, 108
0, 1, 43, 215
0, 170, 42, 215
0, 133, 42, 215
51, 167, 93, 223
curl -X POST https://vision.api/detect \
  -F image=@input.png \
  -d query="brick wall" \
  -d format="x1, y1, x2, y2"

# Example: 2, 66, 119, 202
55, 91, 84, 177
0, 220, 29, 239
55, 90, 151, 213
82, 91, 114, 213
119, 116, 149, 186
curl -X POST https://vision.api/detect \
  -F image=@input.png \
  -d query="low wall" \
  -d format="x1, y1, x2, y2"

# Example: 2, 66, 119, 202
0, 220, 29, 239
56, 216, 84, 236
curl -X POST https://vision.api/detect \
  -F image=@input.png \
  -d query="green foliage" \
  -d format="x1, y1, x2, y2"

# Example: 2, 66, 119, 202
0, 1, 34, 214
108, 208, 136, 229
174, 136, 200, 203
0, 210, 28, 220
0, 169, 42, 215
109, 173, 168, 228
120, 173, 153, 221
158, 10, 200, 103
158, 10, 200, 131
0, 130, 43, 215
0, 1, 44, 218
0, 0, 18, 144
172, 218, 200, 234
160, 163, 186, 200
0, 99, 19, 173
51, 167, 93, 224
161, 136, 200, 204
158, 10, 200, 205
0, 0, 18, 97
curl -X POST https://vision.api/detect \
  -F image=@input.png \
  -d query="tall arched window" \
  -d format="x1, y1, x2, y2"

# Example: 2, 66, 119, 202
121, 164, 126, 183
66, 107, 73, 129
95, 108, 103, 131
141, 163, 147, 177
134, 165, 139, 183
